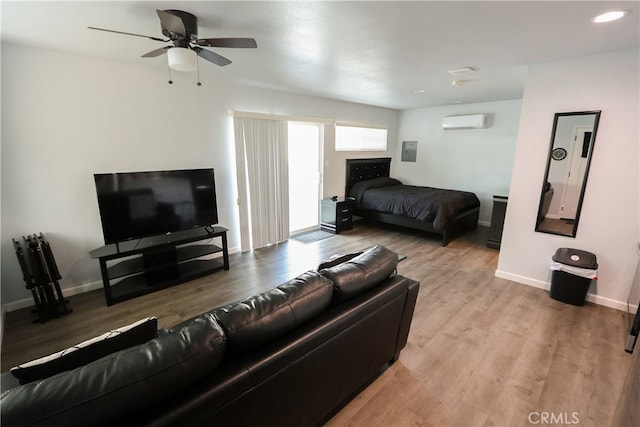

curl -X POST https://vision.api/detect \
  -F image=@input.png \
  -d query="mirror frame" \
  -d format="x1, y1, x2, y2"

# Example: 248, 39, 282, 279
535, 110, 601, 237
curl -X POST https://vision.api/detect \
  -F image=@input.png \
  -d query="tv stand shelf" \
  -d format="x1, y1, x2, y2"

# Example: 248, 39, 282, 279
90, 226, 229, 306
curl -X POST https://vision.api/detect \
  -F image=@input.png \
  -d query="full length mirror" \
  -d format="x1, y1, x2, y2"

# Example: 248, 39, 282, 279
535, 111, 601, 237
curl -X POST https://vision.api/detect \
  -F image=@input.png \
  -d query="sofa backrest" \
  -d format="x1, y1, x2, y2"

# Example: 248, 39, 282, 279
145, 275, 419, 427
213, 270, 334, 357
1, 313, 227, 426
320, 245, 398, 302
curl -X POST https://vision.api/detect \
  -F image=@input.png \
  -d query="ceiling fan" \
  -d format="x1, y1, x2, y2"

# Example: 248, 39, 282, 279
89, 9, 257, 83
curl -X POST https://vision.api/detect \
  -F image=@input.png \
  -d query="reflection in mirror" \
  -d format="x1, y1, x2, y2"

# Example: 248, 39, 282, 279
535, 111, 601, 237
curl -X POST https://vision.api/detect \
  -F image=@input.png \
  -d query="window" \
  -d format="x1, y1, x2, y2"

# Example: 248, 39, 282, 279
335, 124, 387, 151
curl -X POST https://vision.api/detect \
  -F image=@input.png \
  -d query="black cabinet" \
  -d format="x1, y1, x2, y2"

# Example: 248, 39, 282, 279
487, 196, 508, 249
90, 226, 229, 306
320, 198, 353, 234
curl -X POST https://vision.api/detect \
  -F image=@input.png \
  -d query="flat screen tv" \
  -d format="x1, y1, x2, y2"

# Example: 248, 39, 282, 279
94, 168, 219, 244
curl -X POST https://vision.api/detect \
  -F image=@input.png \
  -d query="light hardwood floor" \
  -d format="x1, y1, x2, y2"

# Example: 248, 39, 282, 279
1, 223, 635, 426
538, 217, 574, 235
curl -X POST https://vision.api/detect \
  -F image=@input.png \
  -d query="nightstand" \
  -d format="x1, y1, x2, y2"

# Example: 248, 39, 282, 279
320, 198, 353, 234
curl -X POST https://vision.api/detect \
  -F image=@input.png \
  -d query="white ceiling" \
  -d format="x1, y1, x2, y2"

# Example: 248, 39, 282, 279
2, 1, 639, 110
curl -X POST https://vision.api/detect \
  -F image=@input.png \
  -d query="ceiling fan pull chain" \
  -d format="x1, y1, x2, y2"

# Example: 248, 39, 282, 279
196, 55, 202, 86
167, 64, 173, 85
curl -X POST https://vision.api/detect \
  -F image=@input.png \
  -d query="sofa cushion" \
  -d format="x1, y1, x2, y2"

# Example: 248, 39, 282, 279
317, 252, 363, 270
10, 316, 158, 385
320, 245, 398, 302
213, 271, 333, 356
0, 313, 226, 426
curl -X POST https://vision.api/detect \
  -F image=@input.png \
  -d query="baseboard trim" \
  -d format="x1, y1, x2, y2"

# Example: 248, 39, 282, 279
2, 246, 241, 314
495, 270, 548, 290
2, 280, 105, 314
495, 269, 638, 314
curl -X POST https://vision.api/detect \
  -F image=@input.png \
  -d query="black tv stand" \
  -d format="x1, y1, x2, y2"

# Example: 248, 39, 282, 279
90, 226, 229, 306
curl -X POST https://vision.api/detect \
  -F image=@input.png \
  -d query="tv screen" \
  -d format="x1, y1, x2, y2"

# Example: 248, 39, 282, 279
94, 168, 219, 244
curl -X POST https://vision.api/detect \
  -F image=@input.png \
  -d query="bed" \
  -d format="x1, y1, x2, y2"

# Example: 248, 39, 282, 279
345, 157, 480, 246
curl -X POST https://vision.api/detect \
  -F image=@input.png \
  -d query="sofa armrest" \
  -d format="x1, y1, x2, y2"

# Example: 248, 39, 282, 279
392, 278, 420, 362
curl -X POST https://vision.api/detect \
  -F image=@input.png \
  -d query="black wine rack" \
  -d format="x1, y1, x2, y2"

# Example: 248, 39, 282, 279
13, 233, 72, 323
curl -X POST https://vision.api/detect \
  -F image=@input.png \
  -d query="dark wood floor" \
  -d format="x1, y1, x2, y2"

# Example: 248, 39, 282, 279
1, 223, 635, 426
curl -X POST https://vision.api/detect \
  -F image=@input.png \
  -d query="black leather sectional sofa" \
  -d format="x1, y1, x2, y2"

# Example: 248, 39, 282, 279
1, 245, 419, 426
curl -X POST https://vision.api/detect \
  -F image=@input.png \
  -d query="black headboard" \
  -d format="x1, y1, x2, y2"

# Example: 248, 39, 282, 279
345, 157, 392, 197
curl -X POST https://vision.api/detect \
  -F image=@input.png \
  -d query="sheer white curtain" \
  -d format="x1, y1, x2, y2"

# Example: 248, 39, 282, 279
234, 117, 289, 252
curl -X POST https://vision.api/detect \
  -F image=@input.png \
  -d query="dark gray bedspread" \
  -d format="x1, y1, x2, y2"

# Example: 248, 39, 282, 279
349, 177, 480, 231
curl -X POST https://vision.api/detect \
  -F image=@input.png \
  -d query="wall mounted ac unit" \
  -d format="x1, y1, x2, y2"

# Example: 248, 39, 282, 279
442, 114, 487, 130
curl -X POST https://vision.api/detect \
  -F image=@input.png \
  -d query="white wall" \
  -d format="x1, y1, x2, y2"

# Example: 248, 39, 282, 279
0, 43, 398, 309
497, 49, 640, 311
396, 100, 522, 225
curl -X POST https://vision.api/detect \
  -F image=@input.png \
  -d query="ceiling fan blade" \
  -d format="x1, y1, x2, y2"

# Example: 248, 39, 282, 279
88, 26, 167, 42
141, 46, 170, 58
193, 47, 232, 67
157, 9, 187, 38
196, 38, 257, 48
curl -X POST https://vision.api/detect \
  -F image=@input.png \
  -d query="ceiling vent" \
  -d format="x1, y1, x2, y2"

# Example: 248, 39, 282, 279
442, 114, 487, 130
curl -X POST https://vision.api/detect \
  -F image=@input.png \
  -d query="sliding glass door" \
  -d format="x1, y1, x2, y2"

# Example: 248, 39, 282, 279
288, 122, 322, 234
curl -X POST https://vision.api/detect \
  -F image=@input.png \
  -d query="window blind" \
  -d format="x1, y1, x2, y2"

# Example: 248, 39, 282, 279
335, 125, 388, 151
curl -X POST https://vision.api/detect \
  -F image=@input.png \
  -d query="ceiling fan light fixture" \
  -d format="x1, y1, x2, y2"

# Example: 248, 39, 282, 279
167, 47, 197, 72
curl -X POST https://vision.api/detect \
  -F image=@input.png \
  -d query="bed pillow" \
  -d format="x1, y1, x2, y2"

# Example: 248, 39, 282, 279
349, 177, 403, 201
10, 317, 158, 384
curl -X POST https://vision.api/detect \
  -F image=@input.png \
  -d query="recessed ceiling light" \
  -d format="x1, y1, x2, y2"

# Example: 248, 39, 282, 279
413, 89, 427, 94
592, 10, 628, 23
